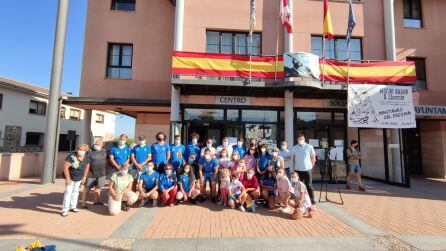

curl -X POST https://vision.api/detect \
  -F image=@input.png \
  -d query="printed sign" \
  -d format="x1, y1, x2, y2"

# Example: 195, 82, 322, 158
324, 99, 347, 108
284, 52, 320, 79
415, 105, 446, 116
215, 96, 251, 106
348, 84, 416, 128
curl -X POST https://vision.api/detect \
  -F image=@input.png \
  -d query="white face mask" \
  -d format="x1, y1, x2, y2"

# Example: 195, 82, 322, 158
77, 150, 86, 156
119, 140, 126, 146
277, 172, 284, 178
93, 145, 102, 151
139, 140, 146, 146
281, 145, 287, 151
249, 150, 255, 154
233, 156, 239, 161
247, 173, 254, 180
184, 168, 190, 174
223, 141, 229, 147
207, 143, 212, 148
272, 152, 278, 157
175, 139, 181, 145
147, 165, 154, 172
191, 138, 198, 145
205, 154, 211, 160
261, 148, 267, 153
237, 141, 243, 146
298, 140, 305, 146
166, 170, 172, 176
291, 178, 298, 183
120, 169, 128, 175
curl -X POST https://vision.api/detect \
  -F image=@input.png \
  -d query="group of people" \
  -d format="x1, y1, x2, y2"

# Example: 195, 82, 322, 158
61, 131, 365, 220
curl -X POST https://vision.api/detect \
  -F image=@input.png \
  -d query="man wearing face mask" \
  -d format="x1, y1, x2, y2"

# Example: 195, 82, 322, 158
81, 139, 107, 209
232, 137, 247, 158
109, 134, 131, 173
216, 137, 233, 157
151, 132, 171, 173
292, 134, 316, 207
279, 141, 293, 179
200, 138, 216, 157
130, 136, 152, 179
169, 135, 185, 174
184, 133, 201, 164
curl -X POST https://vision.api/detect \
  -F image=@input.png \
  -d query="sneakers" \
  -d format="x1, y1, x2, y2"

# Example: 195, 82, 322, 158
198, 194, 206, 203
211, 196, 218, 203
69, 208, 79, 213
61, 211, 68, 217
346, 185, 352, 190
358, 186, 366, 192
139, 199, 147, 207
239, 205, 245, 212
152, 199, 158, 207
123, 204, 130, 211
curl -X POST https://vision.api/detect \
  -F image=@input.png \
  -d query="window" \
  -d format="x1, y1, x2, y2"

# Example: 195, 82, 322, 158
69, 108, 81, 120
60, 106, 66, 119
0, 93, 3, 109
26, 132, 44, 146
58, 134, 78, 151
107, 43, 133, 79
206, 31, 261, 56
95, 113, 105, 124
403, 0, 422, 28
296, 112, 332, 127
227, 109, 239, 121
111, 0, 135, 11
407, 57, 427, 90
184, 108, 224, 121
242, 110, 278, 123
29, 100, 46, 115
311, 36, 362, 61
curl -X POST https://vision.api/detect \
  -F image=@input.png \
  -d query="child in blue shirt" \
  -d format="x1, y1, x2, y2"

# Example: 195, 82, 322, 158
176, 163, 204, 204
159, 164, 177, 206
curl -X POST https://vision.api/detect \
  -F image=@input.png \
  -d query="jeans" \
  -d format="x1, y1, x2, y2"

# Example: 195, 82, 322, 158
62, 180, 82, 212
296, 170, 315, 204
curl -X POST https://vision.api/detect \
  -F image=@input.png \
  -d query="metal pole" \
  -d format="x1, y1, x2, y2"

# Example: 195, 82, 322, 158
346, 41, 351, 86
322, 34, 326, 86
42, 0, 70, 184
274, 0, 280, 83
52, 97, 63, 182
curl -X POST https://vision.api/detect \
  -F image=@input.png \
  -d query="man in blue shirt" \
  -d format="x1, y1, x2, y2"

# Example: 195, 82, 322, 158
198, 148, 219, 203
170, 135, 185, 173
292, 133, 316, 206
131, 135, 152, 176
184, 132, 201, 164
109, 134, 131, 172
151, 132, 171, 173
138, 161, 159, 207
232, 136, 247, 158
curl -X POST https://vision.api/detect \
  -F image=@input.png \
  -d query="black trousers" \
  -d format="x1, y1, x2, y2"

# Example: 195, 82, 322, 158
297, 170, 315, 204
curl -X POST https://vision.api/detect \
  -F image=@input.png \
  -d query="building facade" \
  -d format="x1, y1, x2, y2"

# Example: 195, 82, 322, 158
0, 77, 116, 152
70, 0, 446, 183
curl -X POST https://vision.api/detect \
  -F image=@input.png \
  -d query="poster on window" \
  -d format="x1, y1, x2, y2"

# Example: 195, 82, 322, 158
348, 84, 416, 128
245, 124, 277, 147
283, 52, 320, 79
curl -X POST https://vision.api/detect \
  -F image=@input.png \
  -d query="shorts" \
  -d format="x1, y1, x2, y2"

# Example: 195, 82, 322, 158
267, 190, 276, 196
86, 176, 106, 189
202, 172, 215, 183
348, 164, 362, 173
228, 193, 241, 202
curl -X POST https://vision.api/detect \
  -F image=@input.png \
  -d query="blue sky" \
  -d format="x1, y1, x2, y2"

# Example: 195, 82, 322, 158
0, 0, 135, 138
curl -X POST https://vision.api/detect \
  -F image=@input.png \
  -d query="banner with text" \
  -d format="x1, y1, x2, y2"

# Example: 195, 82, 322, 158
348, 84, 416, 128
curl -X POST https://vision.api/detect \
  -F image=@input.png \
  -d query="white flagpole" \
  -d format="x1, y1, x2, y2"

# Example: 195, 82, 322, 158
347, 39, 351, 86
274, 0, 281, 83
322, 34, 326, 86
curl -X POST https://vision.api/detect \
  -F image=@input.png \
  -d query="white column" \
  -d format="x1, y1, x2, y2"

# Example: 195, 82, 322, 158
170, 0, 184, 142
384, 0, 402, 183
284, 0, 294, 146
82, 109, 93, 146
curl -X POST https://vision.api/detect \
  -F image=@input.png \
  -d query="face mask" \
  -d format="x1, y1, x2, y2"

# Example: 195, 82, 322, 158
281, 145, 287, 151
261, 148, 266, 153
119, 140, 126, 146
250, 150, 255, 154
121, 169, 128, 175
166, 170, 172, 176
188, 157, 195, 163
291, 178, 297, 184
147, 165, 154, 172
223, 141, 229, 147
277, 173, 284, 178
233, 156, 239, 161
237, 141, 243, 146
272, 152, 278, 157
207, 143, 212, 148
158, 137, 164, 142
298, 140, 305, 146
139, 140, 146, 146
184, 168, 190, 174
175, 139, 181, 145
93, 145, 102, 151
205, 154, 211, 160
247, 173, 254, 180
191, 139, 198, 145
77, 150, 86, 156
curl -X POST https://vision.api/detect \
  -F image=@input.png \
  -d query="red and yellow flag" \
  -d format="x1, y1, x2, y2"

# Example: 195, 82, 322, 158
323, 0, 334, 39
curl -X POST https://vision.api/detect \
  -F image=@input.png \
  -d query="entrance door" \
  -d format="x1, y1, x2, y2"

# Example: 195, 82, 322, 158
402, 127, 422, 175
187, 123, 222, 147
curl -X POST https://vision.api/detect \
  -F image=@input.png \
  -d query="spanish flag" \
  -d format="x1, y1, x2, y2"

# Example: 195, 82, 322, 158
323, 0, 334, 39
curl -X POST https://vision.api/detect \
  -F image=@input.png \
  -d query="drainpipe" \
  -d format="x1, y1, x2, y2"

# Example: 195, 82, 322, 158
284, 0, 294, 147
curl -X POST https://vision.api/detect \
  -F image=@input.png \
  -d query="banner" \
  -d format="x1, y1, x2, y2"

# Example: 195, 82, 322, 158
348, 84, 416, 128
284, 52, 320, 78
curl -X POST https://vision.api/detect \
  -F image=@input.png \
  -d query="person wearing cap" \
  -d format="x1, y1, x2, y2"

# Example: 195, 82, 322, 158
138, 161, 159, 207
169, 135, 185, 174
151, 132, 171, 173
269, 147, 285, 172
184, 132, 201, 164
109, 134, 131, 172
232, 137, 247, 158
81, 139, 107, 209
131, 135, 152, 179
108, 164, 138, 215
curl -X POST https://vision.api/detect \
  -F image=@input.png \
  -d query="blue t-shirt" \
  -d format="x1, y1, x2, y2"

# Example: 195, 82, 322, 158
261, 175, 277, 187
198, 157, 219, 173
151, 142, 171, 165
109, 145, 131, 165
258, 154, 272, 171
131, 145, 151, 165
159, 173, 177, 191
170, 144, 185, 170
178, 174, 194, 193
139, 171, 159, 190
184, 143, 201, 163
232, 145, 247, 158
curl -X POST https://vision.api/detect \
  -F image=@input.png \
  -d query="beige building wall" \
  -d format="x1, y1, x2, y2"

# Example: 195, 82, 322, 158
135, 113, 171, 142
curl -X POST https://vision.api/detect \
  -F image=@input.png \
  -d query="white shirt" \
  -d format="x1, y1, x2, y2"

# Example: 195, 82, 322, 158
216, 145, 233, 157
292, 143, 315, 172
200, 146, 216, 157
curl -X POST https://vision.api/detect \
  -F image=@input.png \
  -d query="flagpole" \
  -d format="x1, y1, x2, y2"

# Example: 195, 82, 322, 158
249, 34, 253, 84
274, 0, 280, 84
346, 39, 351, 86
322, 33, 326, 86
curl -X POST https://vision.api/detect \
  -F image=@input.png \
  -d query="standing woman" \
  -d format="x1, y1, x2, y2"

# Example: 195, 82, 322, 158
346, 140, 366, 191
245, 146, 257, 173
108, 164, 138, 215
61, 144, 90, 217
81, 139, 107, 208
159, 164, 178, 206
256, 145, 271, 180
176, 164, 204, 204
269, 147, 285, 172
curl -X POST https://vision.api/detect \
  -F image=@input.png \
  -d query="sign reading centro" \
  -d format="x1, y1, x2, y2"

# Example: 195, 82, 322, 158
216, 96, 251, 106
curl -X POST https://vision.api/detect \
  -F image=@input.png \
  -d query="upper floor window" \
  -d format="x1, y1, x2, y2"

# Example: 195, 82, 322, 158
111, 0, 135, 11
95, 113, 105, 124
69, 108, 81, 120
311, 36, 362, 61
29, 100, 46, 115
206, 31, 262, 56
0, 93, 3, 109
107, 43, 133, 79
407, 57, 427, 91
60, 106, 66, 119
26, 132, 44, 146
403, 0, 422, 28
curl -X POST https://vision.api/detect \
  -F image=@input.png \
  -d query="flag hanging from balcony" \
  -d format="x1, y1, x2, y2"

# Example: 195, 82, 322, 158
280, 0, 293, 34
323, 0, 334, 39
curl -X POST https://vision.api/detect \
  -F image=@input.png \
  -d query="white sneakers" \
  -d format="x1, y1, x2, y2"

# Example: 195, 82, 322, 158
239, 205, 245, 212
139, 199, 147, 207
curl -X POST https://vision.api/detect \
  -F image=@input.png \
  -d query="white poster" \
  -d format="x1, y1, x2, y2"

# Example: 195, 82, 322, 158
348, 84, 416, 128
284, 52, 320, 79
309, 139, 319, 147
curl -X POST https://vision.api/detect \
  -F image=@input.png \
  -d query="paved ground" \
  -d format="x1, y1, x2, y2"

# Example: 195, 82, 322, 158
0, 177, 445, 250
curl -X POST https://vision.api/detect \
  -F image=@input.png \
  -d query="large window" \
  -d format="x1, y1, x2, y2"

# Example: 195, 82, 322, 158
407, 57, 427, 91
184, 108, 224, 121
0, 93, 3, 109
206, 31, 261, 56
242, 110, 278, 123
69, 108, 81, 120
107, 43, 133, 79
29, 100, 46, 115
403, 0, 422, 28
111, 0, 135, 11
311, 36, 362, 61
26, 132, 44, 146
